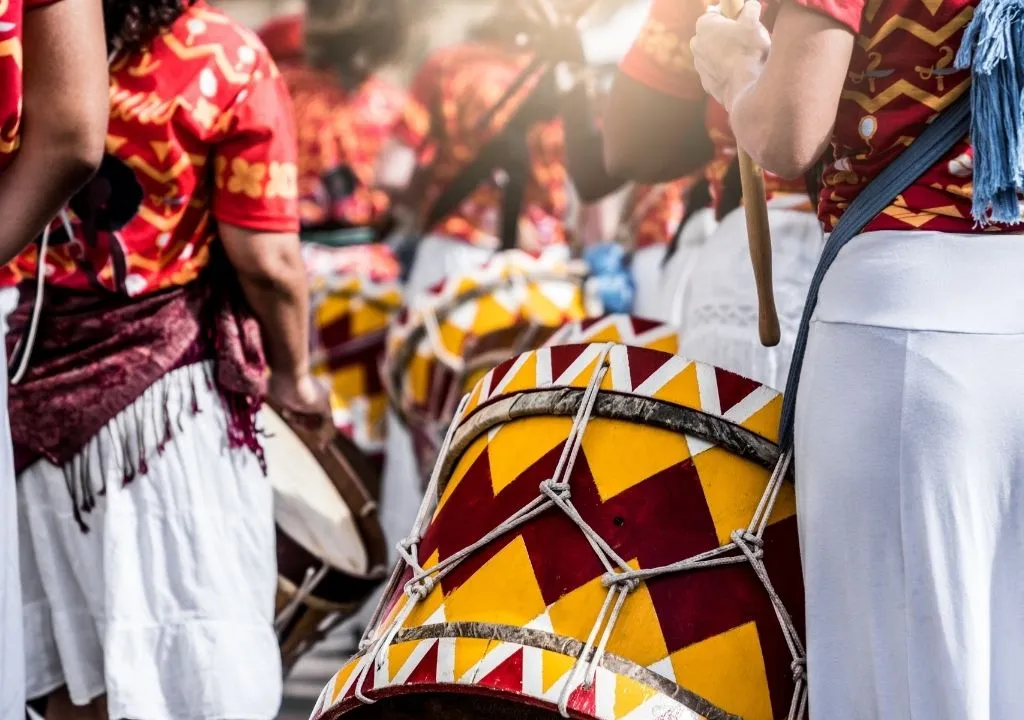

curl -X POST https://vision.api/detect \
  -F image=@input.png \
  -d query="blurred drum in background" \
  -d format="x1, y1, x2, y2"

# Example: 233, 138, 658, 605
306, 243, 404, 478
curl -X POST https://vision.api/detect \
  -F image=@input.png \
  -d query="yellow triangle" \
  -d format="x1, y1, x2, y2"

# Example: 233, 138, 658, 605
694, 447, 796, 546
921, 0, 942, 15
559, 352, 600, 388
582, 419, 690, 502
644, 333, 681, 355
738, 393, 782, 444
578, 322, 625, 344
670, 621, 773, 720
523, 284, 571, 326
407, 354, 431, 406
549, 574, 609, 645
106, 135, 128, 153
387, 638, 429, 684
459, 366, 490, 398
436, 433, 489, 515
615, 673, 660, 718
351, 304, 392, 337
496, 351, 538, 396
651, 359, 701, 409
444, 535, 547, 627
488, 417, 572, 496
604, 565, 671, 668
315, 294, 352, 329
439, 322, 467, 360
470, 294, 517, 337
541, 648, 576, 694
330, 660, 359, 702
329, 364, 364, 403
150, 140, 173, 162
454, 636, 494, 683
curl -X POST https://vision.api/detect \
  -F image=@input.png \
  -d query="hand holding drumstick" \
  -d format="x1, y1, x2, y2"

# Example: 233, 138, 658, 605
691, 0, 781, 347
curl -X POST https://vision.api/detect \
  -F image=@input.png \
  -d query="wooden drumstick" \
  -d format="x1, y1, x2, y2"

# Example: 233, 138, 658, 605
716, 0, 781, 347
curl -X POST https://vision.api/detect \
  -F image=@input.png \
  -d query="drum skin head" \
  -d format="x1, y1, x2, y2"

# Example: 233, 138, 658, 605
313, 343, 804, 720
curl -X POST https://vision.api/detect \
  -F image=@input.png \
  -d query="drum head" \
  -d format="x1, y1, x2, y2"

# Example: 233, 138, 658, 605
265, 407, 369, 576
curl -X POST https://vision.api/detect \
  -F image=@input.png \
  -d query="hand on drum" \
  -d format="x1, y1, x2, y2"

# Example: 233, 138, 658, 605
267, 372, 334, 448
691, 1, 771, 113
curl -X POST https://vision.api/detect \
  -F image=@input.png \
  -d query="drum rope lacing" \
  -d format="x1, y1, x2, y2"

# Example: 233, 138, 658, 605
355, 343, 807, 719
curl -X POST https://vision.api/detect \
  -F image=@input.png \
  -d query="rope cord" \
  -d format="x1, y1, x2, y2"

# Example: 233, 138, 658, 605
354, 344, 806, 718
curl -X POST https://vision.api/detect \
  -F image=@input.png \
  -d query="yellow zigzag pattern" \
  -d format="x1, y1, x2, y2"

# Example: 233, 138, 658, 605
859, 7, 973, 50
842, 77, 969, 113
161, 34, 253, 86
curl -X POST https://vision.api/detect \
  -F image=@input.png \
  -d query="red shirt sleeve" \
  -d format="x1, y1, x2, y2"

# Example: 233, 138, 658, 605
783, 0, 865, 33
212, 66, 300, 234
619, 0, 708, 101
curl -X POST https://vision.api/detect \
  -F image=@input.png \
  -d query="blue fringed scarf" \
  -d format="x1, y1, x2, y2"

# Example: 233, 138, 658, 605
955, 0, 1024, 225
584, 243, 635, 314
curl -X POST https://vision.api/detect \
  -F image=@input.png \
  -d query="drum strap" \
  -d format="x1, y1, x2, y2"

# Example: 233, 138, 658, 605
778, 94, 971, 452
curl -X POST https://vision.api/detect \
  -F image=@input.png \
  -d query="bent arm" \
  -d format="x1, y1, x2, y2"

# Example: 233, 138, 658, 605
726, 2, 853, 178
219, 225, 310, 381
0, 0, 107, 264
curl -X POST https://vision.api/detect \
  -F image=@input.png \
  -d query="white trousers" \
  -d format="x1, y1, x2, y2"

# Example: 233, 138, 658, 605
795, 230, 1024, 719
682, 198, 822, 390
18, 362, 280, 720
630, 244, 667, 320
0, 287, 22, 720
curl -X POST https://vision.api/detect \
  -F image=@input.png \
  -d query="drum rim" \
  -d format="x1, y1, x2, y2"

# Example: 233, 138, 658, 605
436, 385, 781, 499
383, 266, 590, 426
315, 621, 740, 720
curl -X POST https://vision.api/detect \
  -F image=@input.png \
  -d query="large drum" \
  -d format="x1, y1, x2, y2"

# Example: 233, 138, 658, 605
545, 313, 686, 355
312, 343, 806, 720
384, 249, 601, 482
264, 405, 389, 674
307, 243, 404, 478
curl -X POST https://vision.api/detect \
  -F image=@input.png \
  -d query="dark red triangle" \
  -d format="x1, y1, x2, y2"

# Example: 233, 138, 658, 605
548, 343, 586, 381
627, 346, 666, 390
477, 648, 524, 693
487, 356, 520, 392
405, 639, 441, 686
579, 317, 601, 332
629, 315, 663, 335
565, 682, 597, 715
714, 366, 763, 414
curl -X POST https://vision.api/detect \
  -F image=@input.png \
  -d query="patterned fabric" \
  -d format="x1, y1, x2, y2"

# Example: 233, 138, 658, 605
625, 177, 694, 249
282, 62, 425, 229
790, 0, 981, 233
619, 0, 807, 211
1, 1, 300, 292
0, 0, 60, 173
394, 42, 570, 252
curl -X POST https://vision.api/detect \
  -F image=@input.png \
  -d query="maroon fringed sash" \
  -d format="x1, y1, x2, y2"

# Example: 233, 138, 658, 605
6, 273, 268, 531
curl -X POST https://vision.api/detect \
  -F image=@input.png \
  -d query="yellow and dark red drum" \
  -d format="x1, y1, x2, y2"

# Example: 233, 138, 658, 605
384, 249, 601, 481
307, 243, 404, 479
313, 342, 806, 720
545, 314, 687, 356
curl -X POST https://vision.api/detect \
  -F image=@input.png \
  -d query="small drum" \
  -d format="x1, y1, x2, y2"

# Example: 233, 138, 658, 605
264, 405, 389, 674
545, 313, 686, 355
384, 249, 601, 482
308, 244, 404, 479
312, 343, 805, 720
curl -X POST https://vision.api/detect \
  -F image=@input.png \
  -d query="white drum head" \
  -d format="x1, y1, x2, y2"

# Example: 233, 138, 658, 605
265, 407, 369, 576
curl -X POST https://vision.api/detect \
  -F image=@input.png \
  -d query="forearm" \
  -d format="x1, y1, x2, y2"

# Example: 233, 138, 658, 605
559, 80, 625, 203
235, 243, 311, 378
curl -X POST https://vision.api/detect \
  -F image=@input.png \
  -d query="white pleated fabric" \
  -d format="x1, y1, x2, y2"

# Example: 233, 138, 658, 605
795, 229, 1024, 720
657, 208, 716, 326
0, 286, 22, 720
629, 244, 667, 320
18, 362, 281, 720
682, 196, 822, 390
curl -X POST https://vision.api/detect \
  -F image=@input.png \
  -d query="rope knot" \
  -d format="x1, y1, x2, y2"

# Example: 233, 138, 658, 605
730, 529, 765, 559
791, 658, 807, 683
601, 570, 641, 593
540, 478, 571, 502
405, 576, 435, 601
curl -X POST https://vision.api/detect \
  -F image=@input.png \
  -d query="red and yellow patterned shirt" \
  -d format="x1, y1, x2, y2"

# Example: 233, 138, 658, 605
395, 42, 571, 252
619, 0, 808, 210
789, 0, 978, 232
2, 2, 299, 293
626, 176, 697, 249
0, 0, 61, 173
281, 62, 425, 228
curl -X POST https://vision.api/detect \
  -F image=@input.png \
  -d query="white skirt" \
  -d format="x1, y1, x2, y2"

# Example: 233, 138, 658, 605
629, 244, 667, 320
795, 230, 1024, 719
0, 286, 22, 720
682, 197, 822, 390
656, 207, 716, 326
18, 362, 281, 720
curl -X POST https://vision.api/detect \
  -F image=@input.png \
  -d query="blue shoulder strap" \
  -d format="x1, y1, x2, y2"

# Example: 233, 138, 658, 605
777, 94, 972, 453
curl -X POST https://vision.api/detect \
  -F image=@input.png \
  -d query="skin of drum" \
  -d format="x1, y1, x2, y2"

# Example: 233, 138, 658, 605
313, 343, 805, 720
310, 272, 404, 479
385, 249, 601, 480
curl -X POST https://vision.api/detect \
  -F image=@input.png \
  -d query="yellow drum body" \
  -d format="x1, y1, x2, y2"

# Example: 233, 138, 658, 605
385, 249, 601, 480
314, 342, 806, 720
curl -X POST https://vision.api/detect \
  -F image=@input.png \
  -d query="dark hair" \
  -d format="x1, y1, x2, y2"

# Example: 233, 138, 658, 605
105, 0, 194, 54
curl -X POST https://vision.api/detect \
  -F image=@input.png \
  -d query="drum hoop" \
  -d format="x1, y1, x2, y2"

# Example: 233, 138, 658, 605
268, 403, 390, 600
436, 386, 780, 497
384, 269, 589, 425
332, 622, 739, 720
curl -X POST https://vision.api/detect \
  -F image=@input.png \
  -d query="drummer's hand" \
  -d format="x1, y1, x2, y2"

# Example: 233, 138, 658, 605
268, 372, 334, 447
691, 1, 771, 113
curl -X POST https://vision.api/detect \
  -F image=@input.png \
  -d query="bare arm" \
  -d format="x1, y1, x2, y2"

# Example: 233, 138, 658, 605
219, 224, 310, 380
693, 1, 853, 179
0, 0, 107, 264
